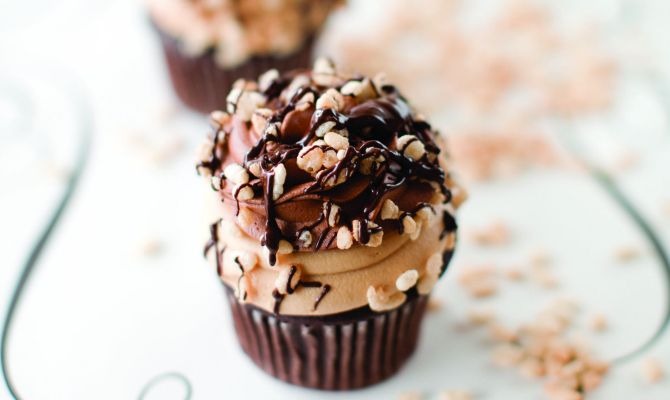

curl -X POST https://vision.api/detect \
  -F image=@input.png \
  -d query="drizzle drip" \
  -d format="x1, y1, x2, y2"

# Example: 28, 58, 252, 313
272, 289, 284, 314
234, 256, 246, 301
203, 219, 222, 276
441, 209, 458, 239
313, 284, 331, 311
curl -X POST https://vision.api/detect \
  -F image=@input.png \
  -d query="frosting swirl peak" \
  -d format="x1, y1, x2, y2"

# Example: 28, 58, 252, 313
197, 59, 458, 265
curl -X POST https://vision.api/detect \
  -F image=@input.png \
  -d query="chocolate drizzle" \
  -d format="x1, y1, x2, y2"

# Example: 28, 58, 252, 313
441, 209, 458, 239
204, 219, 223, 276
197, 69, 453, 262
313, 284, 331, 311
234, 256, 247, 301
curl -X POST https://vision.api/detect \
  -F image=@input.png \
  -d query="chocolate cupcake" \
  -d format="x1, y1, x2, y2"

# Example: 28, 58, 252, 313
196, 59, 465, 390
147, 0, 343, 113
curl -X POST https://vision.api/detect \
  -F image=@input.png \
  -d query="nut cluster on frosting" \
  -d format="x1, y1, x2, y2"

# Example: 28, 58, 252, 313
197, 58, 456, 266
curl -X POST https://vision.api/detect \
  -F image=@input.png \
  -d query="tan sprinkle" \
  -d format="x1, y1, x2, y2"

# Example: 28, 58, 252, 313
381, 199, 400, 220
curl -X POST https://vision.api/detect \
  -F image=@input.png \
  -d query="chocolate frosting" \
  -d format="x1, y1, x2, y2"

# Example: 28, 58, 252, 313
197, 61, 454, 265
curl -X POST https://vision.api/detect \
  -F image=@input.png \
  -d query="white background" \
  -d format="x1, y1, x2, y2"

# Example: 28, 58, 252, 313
1, 0, 670, 399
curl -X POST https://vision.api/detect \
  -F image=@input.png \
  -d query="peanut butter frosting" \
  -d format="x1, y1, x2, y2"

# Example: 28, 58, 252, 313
197, 59, 465, 316
146, 0, 343, 67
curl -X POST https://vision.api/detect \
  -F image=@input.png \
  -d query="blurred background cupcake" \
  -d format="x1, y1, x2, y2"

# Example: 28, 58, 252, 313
147, 0, 344, 113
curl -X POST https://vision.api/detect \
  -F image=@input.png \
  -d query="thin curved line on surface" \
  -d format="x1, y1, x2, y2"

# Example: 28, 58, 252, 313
0, 76, 93, 400
138, 372, 193, 400
558, 121, 670, 364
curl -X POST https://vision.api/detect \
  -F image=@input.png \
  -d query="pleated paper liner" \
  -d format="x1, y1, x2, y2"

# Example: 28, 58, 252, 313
225, 285, 429, 390
154, 26, 314, 114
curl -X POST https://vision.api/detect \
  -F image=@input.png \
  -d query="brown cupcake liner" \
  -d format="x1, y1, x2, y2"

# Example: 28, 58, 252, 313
154, 26, 315, 114
225, 285, 429, 390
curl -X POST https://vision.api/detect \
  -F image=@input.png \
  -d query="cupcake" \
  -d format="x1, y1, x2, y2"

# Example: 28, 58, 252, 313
147, 0, 343, 113
196, 59, 465, 390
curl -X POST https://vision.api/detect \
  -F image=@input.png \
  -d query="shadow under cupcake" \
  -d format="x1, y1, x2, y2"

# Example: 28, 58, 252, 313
147, 0, 343, 113
196, 58, 466, 390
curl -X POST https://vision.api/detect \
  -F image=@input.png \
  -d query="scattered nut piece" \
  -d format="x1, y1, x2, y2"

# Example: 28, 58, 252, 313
614, 245, 640, 263
467, 221, 511, 246
468, 308, 495, 326
439, 390, 473, 400
588, 313, 608, 332
427, 298, 443, 313
138, 238, 163, 257
397, 391, 422, 400
458, 265, 498, 298
641, 358, 664, 383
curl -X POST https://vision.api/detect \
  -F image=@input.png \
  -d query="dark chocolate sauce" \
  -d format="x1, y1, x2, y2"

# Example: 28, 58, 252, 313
313, 284, 331, 311
203, 219, 222, 276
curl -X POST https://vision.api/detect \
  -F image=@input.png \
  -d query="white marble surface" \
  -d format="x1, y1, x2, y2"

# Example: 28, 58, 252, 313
1, 0, 669, 399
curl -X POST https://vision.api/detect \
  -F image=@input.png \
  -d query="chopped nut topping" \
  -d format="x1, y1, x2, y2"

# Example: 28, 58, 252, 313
210, 110, 231, 126
272, 163, 287, 200
336, 226, 353, 249
258, 69, 279, 92
251, 108, 273, 134
402, 215, 418, 236
396, 269, 419, 291
324, 131, 349, 150
315, 121, 336, 138
381, 199, 400, 220
325, 203, 341, 227
248, 162, 262, 178
234, 185, 254, 201
277, 239, 293, 255
223, 163, 249, 185
367, 285, 406, 312
297, 145, 325, 173
397, 135, 426, 161
316, 88, 344, 111
298, 230, 313, 248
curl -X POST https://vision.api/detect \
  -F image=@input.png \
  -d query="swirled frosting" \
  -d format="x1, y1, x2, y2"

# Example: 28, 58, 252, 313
197, 59, 465, 315
147, 0, 343, 67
